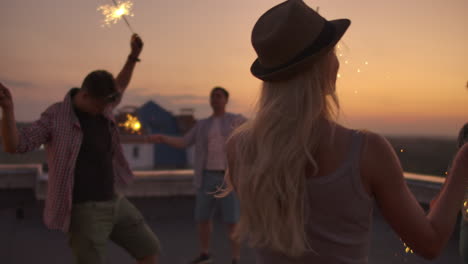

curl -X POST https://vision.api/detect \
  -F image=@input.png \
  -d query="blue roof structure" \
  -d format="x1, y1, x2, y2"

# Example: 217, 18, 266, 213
136, 101, 187, 168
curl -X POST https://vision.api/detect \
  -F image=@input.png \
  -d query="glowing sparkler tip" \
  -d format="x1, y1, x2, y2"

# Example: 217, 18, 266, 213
98, 1, 134, 27
132, 122, 141, 131
400, 149, 405, 153
119, 113, 142, 134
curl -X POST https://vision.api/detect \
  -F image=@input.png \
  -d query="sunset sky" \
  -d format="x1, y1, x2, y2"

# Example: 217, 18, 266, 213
1, 0, 467, 137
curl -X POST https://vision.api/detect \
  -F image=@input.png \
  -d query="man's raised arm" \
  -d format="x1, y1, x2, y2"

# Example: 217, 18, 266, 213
115, 34, 144, 94
0, 83, 19, 153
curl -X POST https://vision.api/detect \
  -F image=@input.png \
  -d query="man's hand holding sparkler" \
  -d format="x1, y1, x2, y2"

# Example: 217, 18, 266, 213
129, 33, 143, 62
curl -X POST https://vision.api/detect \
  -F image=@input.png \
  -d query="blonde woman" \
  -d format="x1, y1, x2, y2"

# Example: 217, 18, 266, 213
224, 1, 468, 263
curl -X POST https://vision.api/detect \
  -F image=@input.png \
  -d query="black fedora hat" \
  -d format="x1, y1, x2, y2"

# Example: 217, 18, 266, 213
250, 0, 350, 82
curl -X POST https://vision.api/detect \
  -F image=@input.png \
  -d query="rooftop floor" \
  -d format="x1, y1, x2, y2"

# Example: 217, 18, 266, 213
0, 189, 464, 264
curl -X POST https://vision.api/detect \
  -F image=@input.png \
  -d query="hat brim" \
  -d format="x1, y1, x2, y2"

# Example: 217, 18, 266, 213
251, 19, 351, 82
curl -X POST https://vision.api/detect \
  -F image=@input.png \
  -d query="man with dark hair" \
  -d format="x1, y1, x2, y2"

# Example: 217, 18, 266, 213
211, 86, 229, 99
147, 86, 246, 264
0, 34, 160, 264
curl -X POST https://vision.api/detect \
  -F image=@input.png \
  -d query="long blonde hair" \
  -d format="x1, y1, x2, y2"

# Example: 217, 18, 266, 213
228, 51, 340, 257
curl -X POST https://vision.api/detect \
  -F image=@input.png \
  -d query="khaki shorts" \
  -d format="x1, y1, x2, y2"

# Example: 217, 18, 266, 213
68, 195, 160, 264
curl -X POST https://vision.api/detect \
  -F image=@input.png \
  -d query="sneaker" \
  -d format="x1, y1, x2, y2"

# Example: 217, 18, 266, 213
189, 253, 213, 264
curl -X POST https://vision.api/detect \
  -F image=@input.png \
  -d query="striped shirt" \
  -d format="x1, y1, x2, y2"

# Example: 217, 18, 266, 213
15, 88, 133, 232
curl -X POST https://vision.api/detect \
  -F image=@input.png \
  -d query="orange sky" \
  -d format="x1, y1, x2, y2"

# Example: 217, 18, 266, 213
1, 0, 467, 137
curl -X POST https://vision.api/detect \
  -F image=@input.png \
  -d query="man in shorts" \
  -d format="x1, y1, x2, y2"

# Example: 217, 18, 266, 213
151, 87, 246, 264
0, 34, 160, 264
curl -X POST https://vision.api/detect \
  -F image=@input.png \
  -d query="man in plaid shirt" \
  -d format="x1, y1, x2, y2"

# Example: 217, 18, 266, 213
0, 34, 160, 264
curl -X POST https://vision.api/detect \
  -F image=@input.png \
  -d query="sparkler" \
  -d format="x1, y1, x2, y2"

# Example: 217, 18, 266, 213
401, 240, 414, 254
97, 0, 135, 33
119, 114, 142, 134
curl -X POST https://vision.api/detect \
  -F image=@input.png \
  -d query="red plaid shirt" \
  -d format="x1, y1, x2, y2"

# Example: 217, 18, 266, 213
16, 89, 133, 232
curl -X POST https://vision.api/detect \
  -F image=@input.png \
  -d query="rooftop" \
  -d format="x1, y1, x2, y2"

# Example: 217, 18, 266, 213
0, 164, 463, 263
0, 188, 464, 264
0, 170, 463, 264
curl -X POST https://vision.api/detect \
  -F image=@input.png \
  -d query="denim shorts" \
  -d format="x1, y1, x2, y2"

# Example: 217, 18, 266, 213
194, 170, 240, 223
68, 195, 160, 264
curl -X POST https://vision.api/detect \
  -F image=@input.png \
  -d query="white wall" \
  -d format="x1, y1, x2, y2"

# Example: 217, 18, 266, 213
122, 144, 154, 170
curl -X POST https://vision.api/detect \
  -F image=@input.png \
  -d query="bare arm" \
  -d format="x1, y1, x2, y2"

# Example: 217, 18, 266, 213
115, 34, 144, 94
225, 136, 238, 193
363, 132, 468, 259
122, 122, 198, 147
119, 134, 151, 144
0, 84, 52, 153
0, 83, 19, 153
120, 133, 187, 148
158, 135, 187, 149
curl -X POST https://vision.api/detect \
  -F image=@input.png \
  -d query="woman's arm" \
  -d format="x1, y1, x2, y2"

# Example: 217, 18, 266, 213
362, 132, 468, 259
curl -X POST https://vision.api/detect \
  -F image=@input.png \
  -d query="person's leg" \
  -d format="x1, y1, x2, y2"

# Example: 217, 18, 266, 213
226, 223, 240, 261
198, 220, 213, 254
220, 190, 241, 261
110, 196, 161, 264
194, 188, 216, 255
460, 218, 468, 263
68, 202, 114, 264
190, 172, 218, 263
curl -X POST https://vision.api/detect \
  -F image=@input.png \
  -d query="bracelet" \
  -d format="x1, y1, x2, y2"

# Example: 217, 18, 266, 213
128, 55, 141, 63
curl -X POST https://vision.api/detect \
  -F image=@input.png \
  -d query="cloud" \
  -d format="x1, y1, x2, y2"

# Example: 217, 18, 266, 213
120, 90, 212, 118
0, 78, 38, 90
120, 89, 251, 119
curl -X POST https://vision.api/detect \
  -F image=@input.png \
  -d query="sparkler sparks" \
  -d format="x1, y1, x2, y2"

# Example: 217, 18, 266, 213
401, 240, 414, 254
97, 1, 134, 29
119, 114, 142, 134
335, 43, 369, 78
